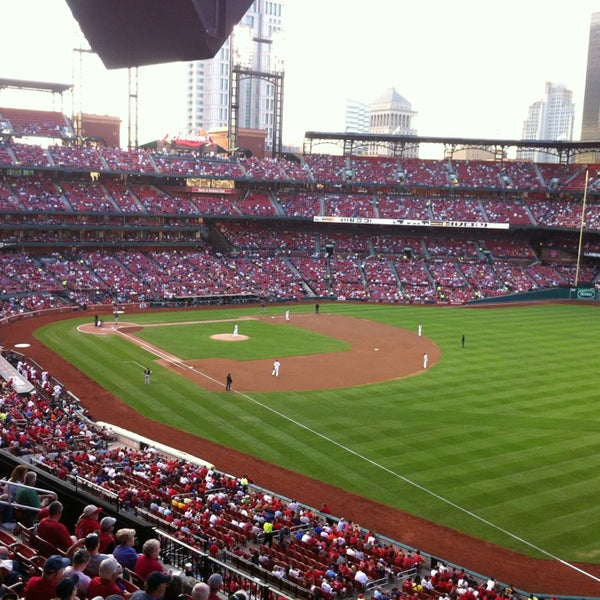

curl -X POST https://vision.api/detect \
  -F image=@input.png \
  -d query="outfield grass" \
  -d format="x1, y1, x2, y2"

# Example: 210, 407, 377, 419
34, 302, 600, 563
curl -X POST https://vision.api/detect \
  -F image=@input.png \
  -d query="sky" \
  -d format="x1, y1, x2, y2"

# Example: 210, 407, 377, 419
1, 0, 599, 153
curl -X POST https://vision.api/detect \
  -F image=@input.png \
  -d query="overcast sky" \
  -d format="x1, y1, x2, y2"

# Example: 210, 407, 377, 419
1, 1, 598, 151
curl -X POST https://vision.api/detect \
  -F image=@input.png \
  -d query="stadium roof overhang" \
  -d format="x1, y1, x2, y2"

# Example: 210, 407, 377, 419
304, 131, 600, 162
65, 0, 254, 69
0, 78, 72, 94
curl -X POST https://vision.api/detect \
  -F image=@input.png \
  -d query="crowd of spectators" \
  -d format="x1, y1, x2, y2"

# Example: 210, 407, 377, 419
375, 195, 431, 221
5, 176, 67, 212
323, 195, 374, 219
275, 192, 321, 218
0, 114, 593, 599
238, 158, 286, 181
2, 171, 600, 233
99, 148, 156, 175
400, 159, 448, 187
102, 180, 145, 214
302, 155, 348, 183
0, 108, 73, 140
60, 182, 118, 213
0, 136, 597, 317
47, 146, 105, 173
451, 161, 503, 189
348, 157, 401, 186
235, 193, 278, 217
427, 197, 483, 222
188, 194, 239, 216
0, 234, 596, 320
480, 200, 531, 225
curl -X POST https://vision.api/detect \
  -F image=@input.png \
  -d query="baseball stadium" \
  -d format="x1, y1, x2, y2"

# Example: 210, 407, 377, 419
2, 6, 600, 600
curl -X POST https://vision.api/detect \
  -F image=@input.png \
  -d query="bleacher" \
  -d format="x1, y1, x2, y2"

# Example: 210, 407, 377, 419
0, 108, 73, 139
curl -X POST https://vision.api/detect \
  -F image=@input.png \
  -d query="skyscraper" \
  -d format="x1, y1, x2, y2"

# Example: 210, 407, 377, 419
186, 1, 284, 150
518, 82, 574, 163
345, 98, 370, 134
580, 11, 600, 162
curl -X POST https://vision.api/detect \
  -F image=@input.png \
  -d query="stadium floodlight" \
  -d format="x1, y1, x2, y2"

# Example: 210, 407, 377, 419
228, 26, 285, 158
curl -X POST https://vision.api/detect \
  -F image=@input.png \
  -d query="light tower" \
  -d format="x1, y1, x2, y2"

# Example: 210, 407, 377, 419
228, 25, 285, 157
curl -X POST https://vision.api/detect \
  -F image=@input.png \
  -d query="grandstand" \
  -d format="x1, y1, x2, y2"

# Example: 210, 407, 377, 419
2, 108, 600, 599
0, 108, 599, 316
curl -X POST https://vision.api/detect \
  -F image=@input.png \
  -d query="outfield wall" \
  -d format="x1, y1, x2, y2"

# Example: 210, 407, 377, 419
468, 286, 600, 305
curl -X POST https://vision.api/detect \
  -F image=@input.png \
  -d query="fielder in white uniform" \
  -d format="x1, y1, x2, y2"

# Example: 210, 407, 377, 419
272, 360, 281, 377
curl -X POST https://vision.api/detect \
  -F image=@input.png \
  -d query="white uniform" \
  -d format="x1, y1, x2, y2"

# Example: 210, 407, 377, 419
423, 353, 428, 369
272, 360, 280, 377
285, 310, 290, 321
233, 324, 239, 337
418, 324, 422, 336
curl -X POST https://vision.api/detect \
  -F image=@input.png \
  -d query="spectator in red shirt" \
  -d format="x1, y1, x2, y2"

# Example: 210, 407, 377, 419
74, 504, 102, 539
87, 557, 125, 599
24, 554, 70, 600
208, 539, 221, 559
36, 501, 79, 554
98, 516, 117, 553
134, 539, 164, 581
206, 574, 223, 600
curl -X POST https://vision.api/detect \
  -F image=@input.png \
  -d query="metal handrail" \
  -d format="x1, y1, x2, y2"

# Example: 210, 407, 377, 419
0, 478, 58, 512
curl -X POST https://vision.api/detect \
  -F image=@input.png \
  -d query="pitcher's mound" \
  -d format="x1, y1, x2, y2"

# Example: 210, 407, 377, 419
211, 334, 249, 342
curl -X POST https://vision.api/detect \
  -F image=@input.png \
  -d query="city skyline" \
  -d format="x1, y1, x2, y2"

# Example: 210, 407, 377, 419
1, 1, 599, 152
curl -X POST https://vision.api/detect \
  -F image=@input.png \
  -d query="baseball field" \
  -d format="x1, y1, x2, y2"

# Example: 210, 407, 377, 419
28, 301, 600, 584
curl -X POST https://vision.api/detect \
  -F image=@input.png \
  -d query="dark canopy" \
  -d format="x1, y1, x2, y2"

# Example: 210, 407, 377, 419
65, 0, 253, 69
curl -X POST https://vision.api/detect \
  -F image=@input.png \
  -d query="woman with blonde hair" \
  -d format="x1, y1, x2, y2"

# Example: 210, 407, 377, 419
113, 528, 139, 572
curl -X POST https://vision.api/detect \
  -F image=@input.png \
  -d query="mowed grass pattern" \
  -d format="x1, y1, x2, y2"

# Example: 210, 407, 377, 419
35, 303, 600, 563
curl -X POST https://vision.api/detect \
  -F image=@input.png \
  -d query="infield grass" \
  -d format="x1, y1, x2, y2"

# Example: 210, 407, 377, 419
134, 319, 349, 360
34, 302, 600, 564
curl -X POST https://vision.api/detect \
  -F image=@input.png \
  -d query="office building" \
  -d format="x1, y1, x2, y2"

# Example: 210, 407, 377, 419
580, 11, 600, 162
581, 11, 600, 141
518, 82, 574, 163
345, 98, 370, 134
